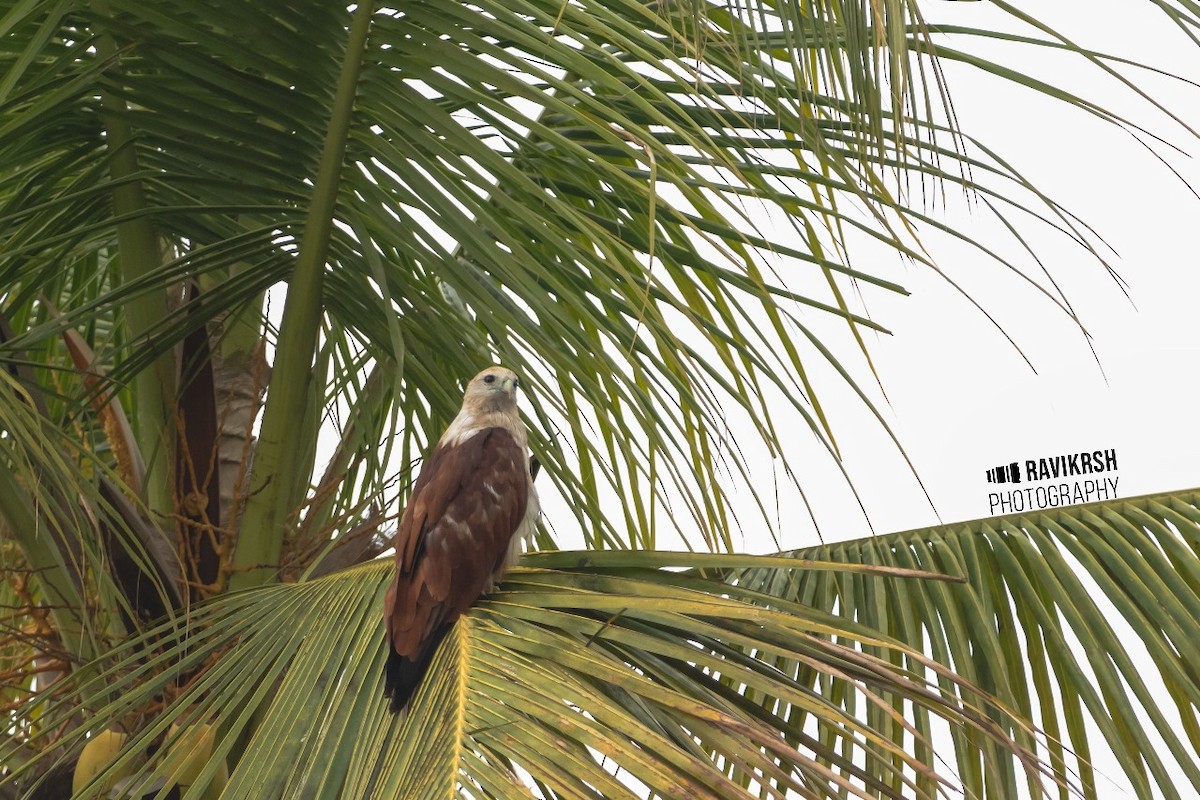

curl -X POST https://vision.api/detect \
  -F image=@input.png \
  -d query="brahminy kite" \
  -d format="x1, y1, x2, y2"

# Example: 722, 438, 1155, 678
383, 366, 539, 712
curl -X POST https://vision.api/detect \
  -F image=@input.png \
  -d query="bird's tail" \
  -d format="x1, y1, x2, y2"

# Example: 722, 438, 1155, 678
383, 623, 452, 714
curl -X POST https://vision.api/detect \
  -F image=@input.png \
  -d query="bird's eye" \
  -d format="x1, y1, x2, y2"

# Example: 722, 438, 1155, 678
483, 374, 496, 384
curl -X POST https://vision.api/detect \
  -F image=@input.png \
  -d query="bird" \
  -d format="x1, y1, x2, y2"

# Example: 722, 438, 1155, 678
382, 366, 539, 712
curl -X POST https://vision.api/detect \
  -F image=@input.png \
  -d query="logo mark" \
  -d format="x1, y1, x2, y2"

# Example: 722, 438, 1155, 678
985, 463, 1021, 484
984, 447, 1119, 514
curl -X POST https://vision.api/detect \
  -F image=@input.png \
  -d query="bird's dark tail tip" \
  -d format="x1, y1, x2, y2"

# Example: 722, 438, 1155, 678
383, 624, 452, 714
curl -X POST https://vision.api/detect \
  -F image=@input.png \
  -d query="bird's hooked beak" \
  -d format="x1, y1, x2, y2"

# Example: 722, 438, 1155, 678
502, 376, 517, 394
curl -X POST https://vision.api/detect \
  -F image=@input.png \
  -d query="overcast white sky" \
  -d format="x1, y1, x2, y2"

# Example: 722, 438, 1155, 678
530, 2, 1200, 561
684, 1, 1200, 554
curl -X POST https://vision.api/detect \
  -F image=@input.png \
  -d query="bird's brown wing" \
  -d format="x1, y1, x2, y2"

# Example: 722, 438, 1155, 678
383, 427, 529, 711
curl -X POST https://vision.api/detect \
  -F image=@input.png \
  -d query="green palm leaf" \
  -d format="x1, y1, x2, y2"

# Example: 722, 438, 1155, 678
7, 553, 1052, 800
738, 489, 1200, 800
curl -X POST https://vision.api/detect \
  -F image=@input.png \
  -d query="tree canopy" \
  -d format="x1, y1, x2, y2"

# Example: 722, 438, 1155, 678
1, 1, 1199, 798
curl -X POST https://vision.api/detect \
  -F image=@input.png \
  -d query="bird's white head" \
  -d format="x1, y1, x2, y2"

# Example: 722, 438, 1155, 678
441, 366, 527, 448
461, 366, 521, 416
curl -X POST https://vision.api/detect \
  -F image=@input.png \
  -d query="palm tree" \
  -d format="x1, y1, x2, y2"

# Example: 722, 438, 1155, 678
1, 1, 1198, 797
